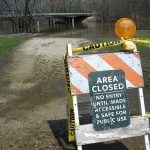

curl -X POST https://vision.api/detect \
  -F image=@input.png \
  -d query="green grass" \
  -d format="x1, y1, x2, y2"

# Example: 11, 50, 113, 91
0, 37, 24, 57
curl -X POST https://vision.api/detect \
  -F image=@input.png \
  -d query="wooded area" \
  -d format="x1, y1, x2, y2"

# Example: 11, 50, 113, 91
0, 0, 150, 33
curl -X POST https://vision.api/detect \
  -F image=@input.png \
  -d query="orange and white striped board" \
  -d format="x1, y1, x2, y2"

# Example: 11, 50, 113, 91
67, 52, 144, 95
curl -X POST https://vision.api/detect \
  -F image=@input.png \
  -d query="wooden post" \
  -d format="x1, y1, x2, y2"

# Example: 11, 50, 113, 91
72, 17, 75, 29
11, 20, 15, 33
48, 18, 50, 30
16, 18, 19, 33
37, 20, 40, 33
52, 18, 56, 29
3, 20, 5, 33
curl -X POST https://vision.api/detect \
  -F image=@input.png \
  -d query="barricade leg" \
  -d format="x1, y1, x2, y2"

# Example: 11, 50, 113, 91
72, 96, 79, 126
66, 91, 75, 142
144, 135, 150, 150
64, 50, 75, 141
67, 44, 83, 149
72, 95, 82, 150
77, 145, 82, 150
138, 88, 150, 150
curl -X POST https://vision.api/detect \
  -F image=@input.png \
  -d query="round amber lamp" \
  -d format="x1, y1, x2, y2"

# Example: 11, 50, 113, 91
115, 18, 136, 39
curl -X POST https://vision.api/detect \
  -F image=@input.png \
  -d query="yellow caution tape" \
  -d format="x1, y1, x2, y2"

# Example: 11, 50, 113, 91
71, 38, 150, 54
130, 38, 150, 48
145, 112, 150, 118
72, 40, 123, 54
64, 57, 75, 142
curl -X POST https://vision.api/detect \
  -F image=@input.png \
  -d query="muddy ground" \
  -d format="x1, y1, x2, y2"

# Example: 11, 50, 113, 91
0, 37, 84, 150
0, 37, 149, 150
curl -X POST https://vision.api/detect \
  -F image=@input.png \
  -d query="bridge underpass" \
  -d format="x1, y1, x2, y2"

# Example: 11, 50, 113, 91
0, 13, 93, 32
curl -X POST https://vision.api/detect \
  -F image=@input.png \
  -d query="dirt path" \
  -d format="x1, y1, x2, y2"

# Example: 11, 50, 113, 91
0, 37, 86, 150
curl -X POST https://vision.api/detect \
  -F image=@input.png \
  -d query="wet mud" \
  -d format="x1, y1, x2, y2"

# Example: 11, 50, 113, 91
0, 37, 84, 150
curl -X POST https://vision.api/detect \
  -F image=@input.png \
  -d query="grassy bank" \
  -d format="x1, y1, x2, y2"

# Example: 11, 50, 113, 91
0, 37, 25, 57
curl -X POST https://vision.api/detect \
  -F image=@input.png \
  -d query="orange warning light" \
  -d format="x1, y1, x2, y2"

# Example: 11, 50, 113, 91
115, 18, 136, 39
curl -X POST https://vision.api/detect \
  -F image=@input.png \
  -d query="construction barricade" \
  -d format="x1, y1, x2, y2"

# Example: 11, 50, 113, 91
64, 43, 150, 150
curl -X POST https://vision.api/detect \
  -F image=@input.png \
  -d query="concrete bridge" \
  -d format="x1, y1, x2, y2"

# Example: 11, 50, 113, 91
33, 13, 92, 28
0, 12, 93, 30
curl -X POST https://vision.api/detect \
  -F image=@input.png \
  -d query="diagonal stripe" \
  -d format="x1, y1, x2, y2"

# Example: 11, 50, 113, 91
115, 52, 143, 76
125, 79, 135, 88
68, 66, 89, 94
83, 54, 113, 71
71, 84, 82, 95
100, 53, 144, 87
83, 54, 135, 88
68, 57, 96, 79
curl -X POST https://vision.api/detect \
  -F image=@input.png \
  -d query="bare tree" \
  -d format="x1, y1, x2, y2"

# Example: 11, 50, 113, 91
1, 0, 150, 33
2, 0, 39, 32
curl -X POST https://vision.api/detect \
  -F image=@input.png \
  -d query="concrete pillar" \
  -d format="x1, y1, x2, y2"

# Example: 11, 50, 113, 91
37, 20, 40, 33
72, 17, 75, 29
52, 18, 55, 24
52, 18, 56, 29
